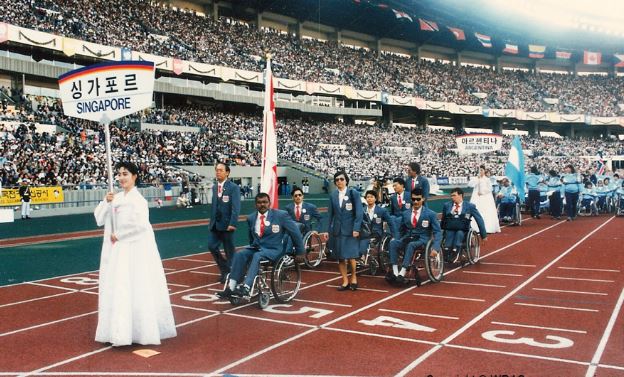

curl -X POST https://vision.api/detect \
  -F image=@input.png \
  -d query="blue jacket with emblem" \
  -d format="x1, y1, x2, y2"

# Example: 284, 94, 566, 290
284, 202, 322, 234
327, 188, 363, 237
210, 180, 241, 231
247, 209, 305, 257
441, 201, 487, 239
397, 206, 442, 251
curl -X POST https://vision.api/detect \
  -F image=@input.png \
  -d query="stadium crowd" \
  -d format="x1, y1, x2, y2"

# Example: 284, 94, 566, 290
2, 0, 624, 116
2, 102, 622, 188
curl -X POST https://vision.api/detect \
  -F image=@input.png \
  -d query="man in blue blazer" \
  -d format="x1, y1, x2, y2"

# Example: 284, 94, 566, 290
405, 162, 430, 200
387, 188, 441, 285
284, 187, 322, 234
441, 187, 487, 263
208, 163, 241, 283
218, 193, 304, 298
389, 177, 411, 217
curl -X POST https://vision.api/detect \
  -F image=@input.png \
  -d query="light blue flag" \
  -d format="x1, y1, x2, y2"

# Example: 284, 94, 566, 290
505, 136, 526, 203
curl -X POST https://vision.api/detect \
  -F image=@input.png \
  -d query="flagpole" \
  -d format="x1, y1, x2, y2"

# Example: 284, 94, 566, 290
260, 53, 279, 208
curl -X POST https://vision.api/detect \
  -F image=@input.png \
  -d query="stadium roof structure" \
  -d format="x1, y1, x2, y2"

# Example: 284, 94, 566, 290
226, 0, 624, 63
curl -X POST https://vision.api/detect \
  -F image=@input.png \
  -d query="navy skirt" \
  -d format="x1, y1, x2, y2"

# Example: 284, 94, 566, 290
331, 234, 360, 260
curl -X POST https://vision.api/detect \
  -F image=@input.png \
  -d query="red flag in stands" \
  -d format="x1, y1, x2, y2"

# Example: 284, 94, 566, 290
261, 58, 279, 209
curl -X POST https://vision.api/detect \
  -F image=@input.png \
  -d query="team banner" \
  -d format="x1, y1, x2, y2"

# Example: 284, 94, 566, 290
0, 186, 64, 206
455, 134, 503, 154
551, 114, 584, 123
483, 108, 516, 118
275, 78, 306, 92
58, 61, 155, 123
449, 104, 482, 115
585, 116, 619, 126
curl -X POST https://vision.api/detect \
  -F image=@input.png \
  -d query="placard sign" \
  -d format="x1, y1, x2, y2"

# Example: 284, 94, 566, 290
58, 61, 155, 123
455, 133, 503, 154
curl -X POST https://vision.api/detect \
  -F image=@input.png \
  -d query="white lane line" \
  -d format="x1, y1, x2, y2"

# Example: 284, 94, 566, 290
532, 288, 608, 296
585, 287, 624, 377
163, 268, 176, 271
169, 283, 221, 296
324, 327, 438, 346
170, 304, 219, 314
444, 343, 590, 367
166, 265, 214, 276
462, 271, 523, 277
293, 299, 352, 308
302, 269, 341, 275
189, 271, 220, 276
167, 283, 190, 288
326, 285, 388, 293
546, 276, 615, 283
490, 321, 587, 334
442, 281, 506, 288
27, 282, 79, 292
209, 328, 318, 375
598, 363, 624, 371
559, 267, 620, 273
0, 291, 74, 309
480, 262, 536, 267
87, 273, 99, 277
379, 308, 459, 320
394, 216, 613, 377
514, 303, 600, 313
1, 311, 97, 338
412, 293, 485, 302
177, 258, 212, 263
223, 312, 316, 329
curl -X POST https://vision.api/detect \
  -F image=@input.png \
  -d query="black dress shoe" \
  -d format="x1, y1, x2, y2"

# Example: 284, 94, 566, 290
337, 283, 350, 291
216, 287, 232, 298
385, 271, 396, 283
349, 283, 358, 291
233, 285, 250, 297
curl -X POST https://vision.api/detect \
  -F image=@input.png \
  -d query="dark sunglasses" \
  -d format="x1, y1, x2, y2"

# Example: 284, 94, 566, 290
411, 197, 423, 202
293, 193, 303, 197
335, 177, 346, 181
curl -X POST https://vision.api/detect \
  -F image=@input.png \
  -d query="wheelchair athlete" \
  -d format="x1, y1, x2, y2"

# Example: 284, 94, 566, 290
617, 180, 624, 216
359, 190, 392, 254
496, 178, 517, 223
580, 182, 598, 216
283, 187, 322, 253
441, 187, 487, 263
218, 193, 305, 299
386, 188, 441, 285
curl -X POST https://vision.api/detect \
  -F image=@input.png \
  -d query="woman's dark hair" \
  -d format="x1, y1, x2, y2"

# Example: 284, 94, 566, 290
530, 166, 539, 175
565, 164, 576, 174
549, 169, 558, 177
115, 161, 140, 186
334, 170, 349, 185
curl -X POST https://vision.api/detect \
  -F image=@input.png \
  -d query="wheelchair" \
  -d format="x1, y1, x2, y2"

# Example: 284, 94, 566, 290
302, 231, 327, 268
379, 238, 444, 284
357, 233, 392, 276
441, 228, 481, 266
227, 253, 301, 309
578, 197, 598, 216
616, 194, 624, 217
497, 195, 522, 226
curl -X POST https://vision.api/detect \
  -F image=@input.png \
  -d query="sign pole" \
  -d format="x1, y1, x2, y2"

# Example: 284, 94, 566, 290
103, 121, 116, 231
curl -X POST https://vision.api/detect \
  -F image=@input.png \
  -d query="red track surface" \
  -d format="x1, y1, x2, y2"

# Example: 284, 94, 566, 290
1, 215, 623, 377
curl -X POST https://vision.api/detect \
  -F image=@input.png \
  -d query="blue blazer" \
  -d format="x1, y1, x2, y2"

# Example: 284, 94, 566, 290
327, 188, 363, 237
406, 176, 430, 198
210, 180, 241, 231
284, 202, 322, 234
362, 204, 391, 239
441, 201, 487, 239
397, 207, 442, 251
389, 191, 411, 216
247, 209, 305, 258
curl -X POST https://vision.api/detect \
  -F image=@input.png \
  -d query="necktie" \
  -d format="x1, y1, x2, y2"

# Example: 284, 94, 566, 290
295, 205, 301, 221
218, 184, 222, 196
411, 179, 415, 190
412, 210, 418, 227
454, 203, 460, 214
398, 195, 402, 208
259, 214, 265, 237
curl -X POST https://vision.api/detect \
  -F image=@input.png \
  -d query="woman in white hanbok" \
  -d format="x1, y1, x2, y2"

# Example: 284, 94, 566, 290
94, 162, 176, 346
469, 166, 501, 234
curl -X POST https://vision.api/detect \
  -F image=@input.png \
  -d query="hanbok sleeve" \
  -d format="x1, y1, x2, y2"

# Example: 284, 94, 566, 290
94, 200, 110, 227
114, 195, 152, 242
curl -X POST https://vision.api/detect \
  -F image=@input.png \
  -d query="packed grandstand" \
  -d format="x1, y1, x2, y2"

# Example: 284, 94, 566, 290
1, 0, 624, 190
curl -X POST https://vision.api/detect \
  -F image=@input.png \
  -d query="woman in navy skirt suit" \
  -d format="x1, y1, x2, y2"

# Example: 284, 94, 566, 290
323, 171, 363, 291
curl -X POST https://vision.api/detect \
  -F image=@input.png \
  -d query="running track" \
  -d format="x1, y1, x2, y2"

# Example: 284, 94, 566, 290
0, 215, 623, 376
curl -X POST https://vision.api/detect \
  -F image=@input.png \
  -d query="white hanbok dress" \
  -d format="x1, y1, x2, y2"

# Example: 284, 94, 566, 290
94, 187, 176, 346
470, 176, 501, 234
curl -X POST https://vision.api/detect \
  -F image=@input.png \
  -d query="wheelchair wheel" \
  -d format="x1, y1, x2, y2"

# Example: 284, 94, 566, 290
378, 235, 392, 274
258, 292, 270, 309
514, 202, 522, 226
424, 241, 444, 283
369, 254, 379, 276
466, 230, 480, 265
271, 254, 301, 303
303, 232, 324, 268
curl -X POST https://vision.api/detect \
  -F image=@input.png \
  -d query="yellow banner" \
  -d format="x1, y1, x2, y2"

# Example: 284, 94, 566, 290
0, 186, 64, 206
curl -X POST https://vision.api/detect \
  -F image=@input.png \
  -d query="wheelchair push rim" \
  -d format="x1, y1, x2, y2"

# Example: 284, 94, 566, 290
271, 254, 302, 303
303, 232, 324, 268
466, 231, 480, 264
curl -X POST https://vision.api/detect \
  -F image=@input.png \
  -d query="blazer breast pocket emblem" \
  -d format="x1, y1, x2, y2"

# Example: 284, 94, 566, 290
422, 220, 429, 228
376, 218, 382, 224
271, 224, 280, 233
222, 195, 230, 203
304, 214, 310, 221
345, 203, 353, 211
